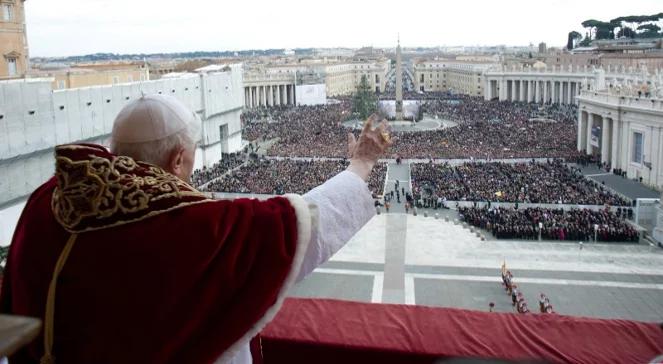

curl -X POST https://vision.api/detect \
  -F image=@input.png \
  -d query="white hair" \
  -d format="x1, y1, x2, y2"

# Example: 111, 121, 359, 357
110, 119, 200, 167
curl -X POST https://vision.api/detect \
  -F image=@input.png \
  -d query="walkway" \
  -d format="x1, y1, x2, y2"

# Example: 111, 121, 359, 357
577, 165, 659, 200
383, 162, 411, 213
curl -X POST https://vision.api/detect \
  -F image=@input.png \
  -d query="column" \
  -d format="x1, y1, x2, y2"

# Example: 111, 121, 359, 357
567, 81, 572, 105
519, 80, 524, 102
551, 81, 556, 103
587, 113, 598, 154
535, 80, 540, 103
601, 116, 610, 163
610, 118, 619, 170
556, 81, 561, 103
558, 81, 563, 103
277, 85, 282, 106
578, 110, 587, 152
543, 81, 548, 103
261, 86, 267, 107
254, 87, 258, 107
620, 121, 631, 172
290, 84, 295, 105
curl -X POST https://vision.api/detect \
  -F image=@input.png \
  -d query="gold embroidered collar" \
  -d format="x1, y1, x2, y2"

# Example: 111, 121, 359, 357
51, 144, 211, 233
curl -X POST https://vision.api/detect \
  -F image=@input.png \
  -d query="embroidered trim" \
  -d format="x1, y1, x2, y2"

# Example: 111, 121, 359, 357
51, 144, 211, 233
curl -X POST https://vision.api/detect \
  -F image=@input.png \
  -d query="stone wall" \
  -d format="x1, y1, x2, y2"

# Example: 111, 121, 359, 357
0, 65, 245, 206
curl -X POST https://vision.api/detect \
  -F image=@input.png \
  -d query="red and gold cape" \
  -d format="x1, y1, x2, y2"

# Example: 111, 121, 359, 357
1, 144, 311, 363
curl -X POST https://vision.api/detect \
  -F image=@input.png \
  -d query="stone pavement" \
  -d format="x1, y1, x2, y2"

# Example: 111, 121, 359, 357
577, 165, 659, 200
288, 214, 663, 322
382, 162, 411, 213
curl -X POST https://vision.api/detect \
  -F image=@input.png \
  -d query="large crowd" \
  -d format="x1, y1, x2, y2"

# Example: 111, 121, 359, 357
191, 152, 246, 188
241, 97, 579, 159
243, 103, 352, 157
460, 207, 639, 242
203, 158, 386, 196
411, 160, 631, 206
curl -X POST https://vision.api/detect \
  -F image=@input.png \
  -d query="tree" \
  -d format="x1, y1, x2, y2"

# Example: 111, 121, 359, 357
352, 75, 377, 120
566, 31, 582, 50
579, 32, 592, 47
637, 23, 662, 38
617, 26, 636, 38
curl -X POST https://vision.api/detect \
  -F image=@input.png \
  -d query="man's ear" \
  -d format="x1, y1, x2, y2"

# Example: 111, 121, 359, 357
167, 147, 185, 176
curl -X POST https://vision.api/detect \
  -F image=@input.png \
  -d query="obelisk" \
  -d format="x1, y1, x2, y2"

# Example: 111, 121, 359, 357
395, 36, 403, 121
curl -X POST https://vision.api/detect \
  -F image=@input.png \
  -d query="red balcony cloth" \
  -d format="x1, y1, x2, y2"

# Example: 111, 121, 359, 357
260, 298, 663, 364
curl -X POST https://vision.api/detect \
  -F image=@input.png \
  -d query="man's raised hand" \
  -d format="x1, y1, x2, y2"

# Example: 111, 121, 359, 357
347, 113, 394, 181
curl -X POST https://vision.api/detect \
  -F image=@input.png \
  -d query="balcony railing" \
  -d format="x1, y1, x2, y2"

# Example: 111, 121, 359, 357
578, 90, 663, 110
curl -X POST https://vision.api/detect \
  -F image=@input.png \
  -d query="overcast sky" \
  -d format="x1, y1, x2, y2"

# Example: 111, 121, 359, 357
25, 0, 663, 57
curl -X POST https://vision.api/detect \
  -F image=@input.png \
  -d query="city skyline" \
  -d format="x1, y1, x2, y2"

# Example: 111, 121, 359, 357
26, 0, 663, 57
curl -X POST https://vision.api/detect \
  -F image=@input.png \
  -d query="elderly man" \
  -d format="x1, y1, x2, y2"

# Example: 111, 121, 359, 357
0, 95, 392, 363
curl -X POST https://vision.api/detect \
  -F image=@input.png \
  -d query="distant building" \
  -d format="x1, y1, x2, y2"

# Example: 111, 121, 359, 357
538, 42, 547, 54
148, 60, 178, 80
31, 62, 149, 89
576, 75, 663, 190
243, 58, 390, 107
0, 0, 29, 79
414, 59, 494, 96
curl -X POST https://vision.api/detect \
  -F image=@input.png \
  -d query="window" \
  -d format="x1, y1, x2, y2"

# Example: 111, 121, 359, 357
57, 80, 66, 89
112, 76, 120, 84
3, 4, 13, 21
127, 75, 134, 82
7, 57, 17, 76
632, 132, 643, 164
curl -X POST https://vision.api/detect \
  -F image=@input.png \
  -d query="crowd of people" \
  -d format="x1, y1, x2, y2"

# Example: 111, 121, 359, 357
411, 160, 631, 206
460, 207, 639, 242
242, 103, 352, 157
190, 152, 246, 188
203, 158, 386, 196
241, 97, 580, 159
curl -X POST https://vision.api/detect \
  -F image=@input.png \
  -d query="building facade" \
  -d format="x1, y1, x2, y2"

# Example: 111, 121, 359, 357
0, 64, 244, 205
577, 89, 663, 189
0, 0, 28, 79
414, 60, 493, 96
483, 64, 657, 105
543, 52, 663, 74
32, 62, 150, 89
242, 58, 390, 107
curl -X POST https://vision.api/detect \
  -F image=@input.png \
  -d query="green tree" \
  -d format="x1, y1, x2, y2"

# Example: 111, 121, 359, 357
617, 26, 636, 38
566, 31, 583, 50
581, 19, 615, 40
352, 75, 377, 120
579, 32, 592, 47
637, 23, 662, 38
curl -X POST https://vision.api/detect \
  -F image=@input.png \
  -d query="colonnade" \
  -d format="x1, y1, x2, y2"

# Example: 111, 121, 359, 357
486, 79, 584, 105
577, 110, 623, 168
244, 84, 296, 108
